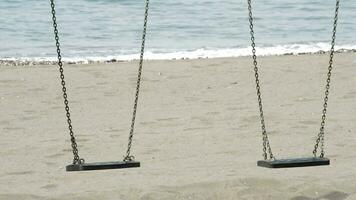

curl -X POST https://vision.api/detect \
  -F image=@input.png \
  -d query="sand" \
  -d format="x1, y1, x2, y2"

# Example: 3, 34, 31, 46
0, 52, 356, 200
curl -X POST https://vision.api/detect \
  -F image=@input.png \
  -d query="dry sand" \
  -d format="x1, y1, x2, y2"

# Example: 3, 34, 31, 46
0, 53, 356, 199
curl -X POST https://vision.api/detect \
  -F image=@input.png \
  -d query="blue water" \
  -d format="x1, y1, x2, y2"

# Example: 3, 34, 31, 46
0, 0, 355, 62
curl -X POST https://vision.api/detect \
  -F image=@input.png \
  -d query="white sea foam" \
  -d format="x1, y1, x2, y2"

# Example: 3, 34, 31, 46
1, 43, 355, 66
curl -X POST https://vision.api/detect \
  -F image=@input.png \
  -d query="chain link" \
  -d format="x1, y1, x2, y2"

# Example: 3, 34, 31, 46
50, 0, 84, 165
124, 0, 150, 161
313, 0, 340, 158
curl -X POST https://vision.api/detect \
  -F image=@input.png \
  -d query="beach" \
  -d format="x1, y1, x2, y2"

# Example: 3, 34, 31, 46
0, 52, 356, 199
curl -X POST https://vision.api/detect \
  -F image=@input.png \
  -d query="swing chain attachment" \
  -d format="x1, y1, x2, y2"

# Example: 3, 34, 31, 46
247, 0, 274, 160
50, 0, 84, 165
313, 0, 340, 158
124, 0, 150, 161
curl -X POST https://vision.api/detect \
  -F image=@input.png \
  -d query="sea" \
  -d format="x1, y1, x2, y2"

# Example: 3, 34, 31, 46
0, 0, 355, 65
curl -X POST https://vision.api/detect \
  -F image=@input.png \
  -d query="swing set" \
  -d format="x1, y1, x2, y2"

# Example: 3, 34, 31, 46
49, 0, 340, 171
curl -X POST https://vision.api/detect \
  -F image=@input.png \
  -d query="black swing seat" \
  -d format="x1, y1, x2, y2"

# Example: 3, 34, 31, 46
257, 157, 329, 168
66, 160, 140, 171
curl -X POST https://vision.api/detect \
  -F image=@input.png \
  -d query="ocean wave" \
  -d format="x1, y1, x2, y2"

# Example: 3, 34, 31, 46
1, 43, 355, 66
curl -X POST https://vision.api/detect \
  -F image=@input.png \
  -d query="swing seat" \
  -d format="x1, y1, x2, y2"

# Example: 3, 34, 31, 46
66, 160, 140, 171
257, 157, 329, 168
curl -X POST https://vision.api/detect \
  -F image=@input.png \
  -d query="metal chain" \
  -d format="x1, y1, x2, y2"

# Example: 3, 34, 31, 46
50, 0, 84, 165
247, 0, 274, 160
247, 0, 340, 160
124, 0, 150, 161
313, 0, 340, 158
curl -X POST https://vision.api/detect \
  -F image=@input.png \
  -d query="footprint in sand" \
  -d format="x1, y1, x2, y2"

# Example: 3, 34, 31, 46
292, 125, 308, 129
75, 86, 93, 90
3, 127, 24, 131
156, 117, 179, 122
6, 171, 34, 176
45, 153, 65, 159
23, 110, 36, 114
299, 120, 317, 125
167, 75, 192, 80
191, 116, 211, 125
28, 87, 45, 92
191, 65, 203, 69
140, 121, 158, 126
242, 115, 260, 123
321, 191, 349, 200
41, 183, 58, 190
280, 103, 294, 107
185, 96, 200, 102
110, 134, 121, 138
20, 116, 37, 121
183, 127, 212, 132
45, 162, 56, 167
104, 92, 115, 97
105, 128, 122, 133
97, 82, 107, 86
0, 120, 10, 125
92, 72, 107, 79
202, 99, 217, 103
62, 148, 73, 152
291, 196, 313, 200
205, 111, 220, 115
295, 97, 315, 102
291, 191, 349, 200
0, 194, 44, 200
50, 105, 62, 110
342, 91, 356, 99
